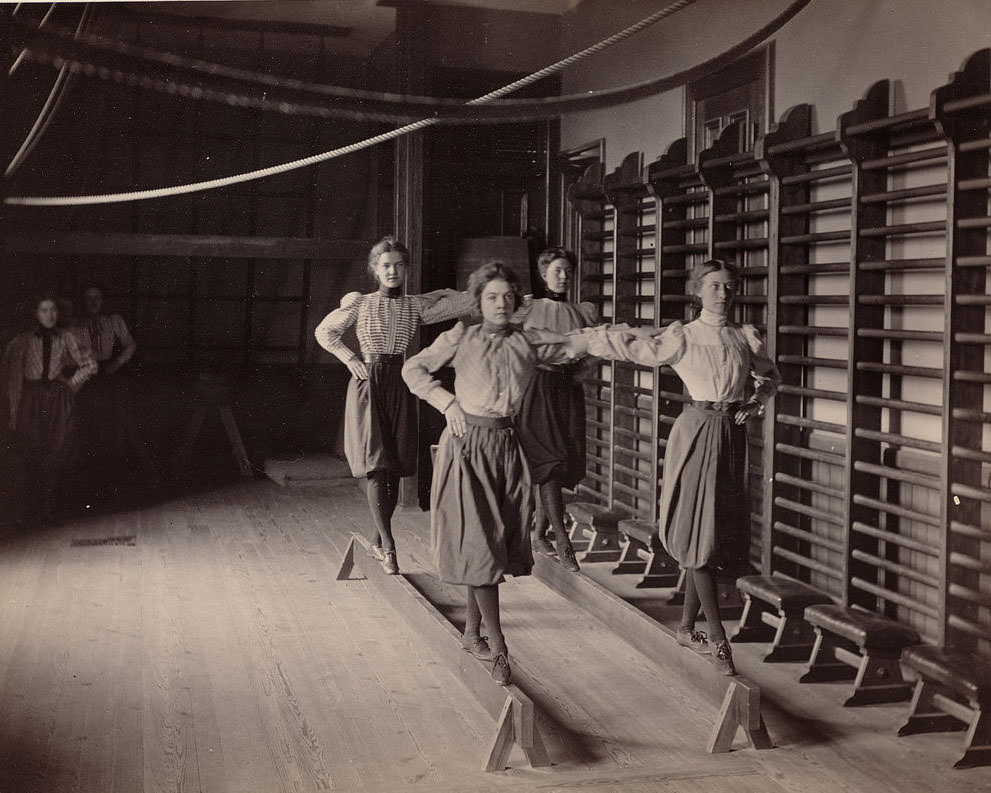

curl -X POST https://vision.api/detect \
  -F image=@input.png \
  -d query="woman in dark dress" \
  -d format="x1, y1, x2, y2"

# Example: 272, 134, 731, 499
2, 293, 97, 524
515, 247, 599, 572
315, 236, 471, 574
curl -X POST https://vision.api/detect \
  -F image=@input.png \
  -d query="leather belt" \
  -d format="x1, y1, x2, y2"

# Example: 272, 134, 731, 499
464, 413, 514, 429
363, 353, 404, 365
692, 400, 742, 413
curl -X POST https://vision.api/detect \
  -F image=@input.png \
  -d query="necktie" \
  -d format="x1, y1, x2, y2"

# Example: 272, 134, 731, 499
41, 332, 53, 382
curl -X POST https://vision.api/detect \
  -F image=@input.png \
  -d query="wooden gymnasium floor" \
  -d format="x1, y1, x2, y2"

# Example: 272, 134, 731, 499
0, 467, 989, 793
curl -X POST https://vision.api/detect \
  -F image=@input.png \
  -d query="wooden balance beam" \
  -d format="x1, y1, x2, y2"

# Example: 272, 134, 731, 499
335, 532, 551, 772
531, 552, 772, 753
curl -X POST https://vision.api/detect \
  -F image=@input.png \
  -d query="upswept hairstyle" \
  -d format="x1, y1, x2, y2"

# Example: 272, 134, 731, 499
688, 259, 740, 316
536, 246, 577, 277
466, 260, 523, 313
367, 235, 410, 276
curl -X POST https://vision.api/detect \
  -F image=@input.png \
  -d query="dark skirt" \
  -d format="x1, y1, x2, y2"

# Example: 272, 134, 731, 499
658, 404, 750, 574
430, 416, 534, 586
15, 379, 77, 471
517, 366, 587, 488
343, 360, 416, 477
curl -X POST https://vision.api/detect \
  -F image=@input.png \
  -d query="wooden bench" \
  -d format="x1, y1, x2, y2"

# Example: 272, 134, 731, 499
613, 518, 680, 588
731, 576, 833, 662
800, 604, 920, 706
564, 502, 625, 563
898, 644, 991, 769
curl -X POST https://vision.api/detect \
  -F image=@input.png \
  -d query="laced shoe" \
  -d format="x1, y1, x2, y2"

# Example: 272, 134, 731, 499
559, 544, 581, 573
462, 634, 492, 661
368, 543, 386, 562
676, 627, 710, 654
532, 534, 556, 556
491, 652, 511, 686
381, 550, 399, 575
712, 640, 737, 676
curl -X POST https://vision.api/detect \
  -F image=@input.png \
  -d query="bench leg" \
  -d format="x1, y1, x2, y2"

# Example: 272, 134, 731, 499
578, 529, 622, 563
731, 595, 776, 643
565, 518, 590, 552
843, 650, 913, 706
611, 537, 646, 576
956, 705, 991, 769
635, 548, 680, 589
799, 630, 856, 684
898, 680, 968, 736
762, 611, 819, 663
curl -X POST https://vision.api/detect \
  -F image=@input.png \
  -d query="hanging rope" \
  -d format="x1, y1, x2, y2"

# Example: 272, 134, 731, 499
3, 0, 810, 207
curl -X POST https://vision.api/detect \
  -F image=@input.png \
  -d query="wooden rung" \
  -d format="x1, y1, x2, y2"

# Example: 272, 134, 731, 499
955, 333, 991, 345
844, 107, 930, 136
851, 549, 939, 587
852, 520, 940, 554
777, 355, 848, 370
713, 238, 769, 251
856, 328, 943, 342
950, 520, 991, 541
780, 164, 851, 185
859, 221, 945, 238
952, 446, 991, 464
775, 472, 844, 500
854, 395, 942, 417
950, 482, 991, 504
775, 442, 844, 466
857, 294, 943, 305
779, 262, 850, 275
778, 325, 848, 338
852, 495, 940, 528
947, 613, 991, 642
851, 577, 940, 618
951, 407, 991, 423
952, 370, 991, 384
957, 217, 991, 230
780, 197, 851, 215
661, 243, 708, 254
773, 547, 843, 579
948, 583, 991, 610
860, 184, 947, 204
777, 384, 848, 402
780, 230, 849, 245
780, 295, 848, 305
858, 257, 944, 271
854, 427, 942, 453
713, 209, 769, 223
776, 414, 846, 435
956, 294, 991, 306
774, 498, 844, 527
860, 146, 946, 171
853, 460, 940, 489
949, 552, 991, 575
773, 520, 845, 552
856, 361, 942, 378
958, 177, 991, 192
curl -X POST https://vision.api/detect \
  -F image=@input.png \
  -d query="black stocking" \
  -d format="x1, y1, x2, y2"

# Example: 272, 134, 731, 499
681, 566, 726, 642
365, 471, 397, 552
465, 587, 482, 639
469, 584, 505, 653
538, 478, 572, 550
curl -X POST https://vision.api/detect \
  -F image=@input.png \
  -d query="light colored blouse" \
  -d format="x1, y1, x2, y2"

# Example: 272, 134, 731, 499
2, 328, 98, 422
70, 313, 136, 365
314, 289, 474, 364
402, 322, 582, 418
586, 309, 781, 407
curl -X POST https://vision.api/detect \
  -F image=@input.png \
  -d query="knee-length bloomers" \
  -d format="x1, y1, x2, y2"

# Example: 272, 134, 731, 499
515, 297, 599, 488
315, 288, 472, 477
403, 322, 583, 586
586, 314, 781, 574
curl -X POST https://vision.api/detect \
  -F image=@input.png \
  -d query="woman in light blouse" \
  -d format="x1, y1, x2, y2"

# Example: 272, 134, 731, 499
2, 293, 97, 524
402, 261, 584, 685
585, 260, 780, 675
515, 247, 598, 572
315, 236, 472, 575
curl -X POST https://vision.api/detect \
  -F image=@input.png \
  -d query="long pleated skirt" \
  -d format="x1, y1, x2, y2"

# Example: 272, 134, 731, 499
15, 379, 77, 471
658, 404, 750, 574
430, 416, 534, 586
343, 359, 416, 477
517, 365, 587, 488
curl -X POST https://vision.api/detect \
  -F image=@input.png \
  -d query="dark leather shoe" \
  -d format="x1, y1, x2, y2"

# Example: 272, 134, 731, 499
676, 627, 710, 654
491, 652, 511, 686
559, 545, 580, 573
532, 535, 556, 556
712, 640, 737, 675
381, 551, 399, 575
462, 634, 491, 660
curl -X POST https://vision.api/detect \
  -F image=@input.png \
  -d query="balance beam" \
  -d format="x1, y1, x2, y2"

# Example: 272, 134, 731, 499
531, 552, 772, 753
336, 533, 551, 772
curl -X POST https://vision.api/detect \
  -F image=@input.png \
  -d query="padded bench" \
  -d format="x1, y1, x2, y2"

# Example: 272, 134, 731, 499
800, 604, 920, 706
731, 576, 833, 662
564, 502, 626, 563
613, 518, 680, 588
898, 644, 991, 769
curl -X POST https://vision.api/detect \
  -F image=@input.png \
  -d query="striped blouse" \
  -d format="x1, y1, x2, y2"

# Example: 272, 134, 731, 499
2, 328, 98, 422
314, 289, 474, 364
